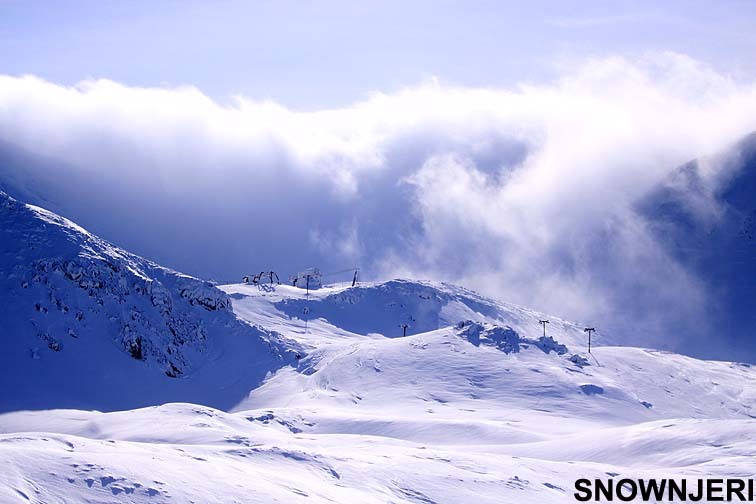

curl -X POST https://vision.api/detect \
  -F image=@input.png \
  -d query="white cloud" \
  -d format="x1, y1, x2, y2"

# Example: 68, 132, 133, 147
1, 52, 756, 353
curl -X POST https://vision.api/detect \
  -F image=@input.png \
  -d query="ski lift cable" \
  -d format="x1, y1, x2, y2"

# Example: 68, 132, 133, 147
321, 267, 360, 277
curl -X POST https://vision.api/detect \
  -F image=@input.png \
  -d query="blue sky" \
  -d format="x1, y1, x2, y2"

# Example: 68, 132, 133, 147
2, 0, 756, 108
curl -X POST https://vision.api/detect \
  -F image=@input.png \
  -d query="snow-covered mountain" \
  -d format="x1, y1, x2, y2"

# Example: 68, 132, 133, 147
0, 191, 296, 412
2, 193, 756, 503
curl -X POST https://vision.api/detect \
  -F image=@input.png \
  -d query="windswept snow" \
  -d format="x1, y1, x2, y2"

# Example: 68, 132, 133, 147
2, 192, 756, 502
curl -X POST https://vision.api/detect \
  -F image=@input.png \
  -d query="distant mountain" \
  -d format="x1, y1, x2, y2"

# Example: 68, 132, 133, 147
638, 132, 756, 359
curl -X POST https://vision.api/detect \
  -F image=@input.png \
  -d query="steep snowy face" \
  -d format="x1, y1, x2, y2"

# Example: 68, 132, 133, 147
2, 191, 230, 376
0, 192, 293, 412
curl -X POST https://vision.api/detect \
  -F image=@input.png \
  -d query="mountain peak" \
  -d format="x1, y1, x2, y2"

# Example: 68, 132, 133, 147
0, 191, 291, 412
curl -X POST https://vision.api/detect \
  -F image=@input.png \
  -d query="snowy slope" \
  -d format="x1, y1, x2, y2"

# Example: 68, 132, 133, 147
0, 191, 295, 412
2, 405, 756, 504
223, 283, 756, 449
2, 194, 756, 502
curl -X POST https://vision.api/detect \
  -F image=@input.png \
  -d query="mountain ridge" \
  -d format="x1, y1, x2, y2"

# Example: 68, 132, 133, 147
0, 190, 294, 412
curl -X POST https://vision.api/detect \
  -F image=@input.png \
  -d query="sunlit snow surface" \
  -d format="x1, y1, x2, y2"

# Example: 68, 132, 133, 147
2, 193, 756, 503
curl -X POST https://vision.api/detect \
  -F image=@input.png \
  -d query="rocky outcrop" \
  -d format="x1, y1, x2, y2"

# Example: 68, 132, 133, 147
456, 320, 568, 355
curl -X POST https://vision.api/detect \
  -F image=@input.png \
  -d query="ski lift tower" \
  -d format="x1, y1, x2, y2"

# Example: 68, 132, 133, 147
538, 319, 549, 337
584, 327, 596, 353
289, 268, 323, 294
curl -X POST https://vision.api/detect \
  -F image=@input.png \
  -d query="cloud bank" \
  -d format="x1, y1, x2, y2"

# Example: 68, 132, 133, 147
2, 52, 756, 357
